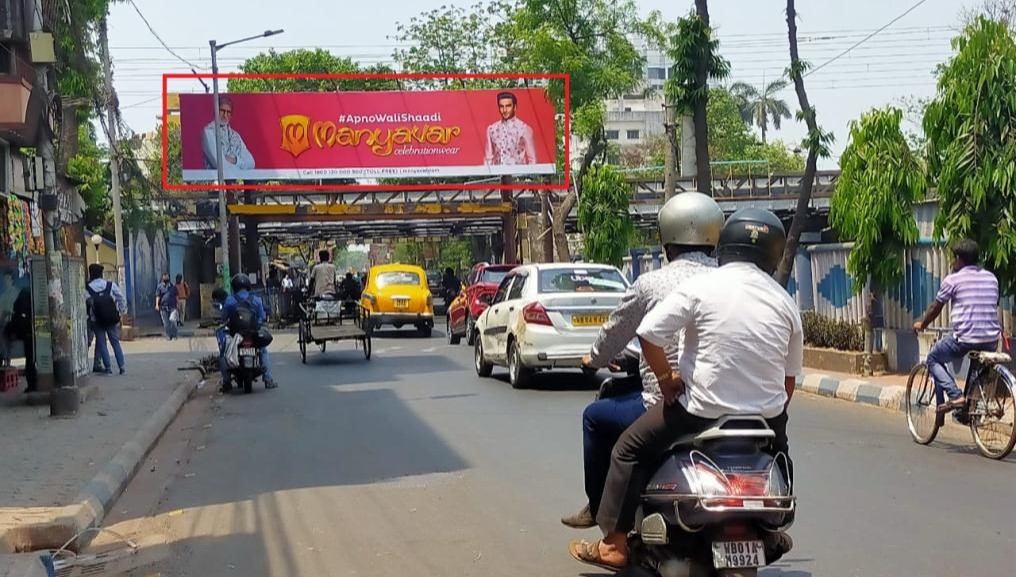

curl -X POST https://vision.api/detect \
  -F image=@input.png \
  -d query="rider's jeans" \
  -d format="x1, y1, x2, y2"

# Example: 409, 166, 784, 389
582, 391, 646, 517
927, 335, 998, 401
217, 328, 274, 384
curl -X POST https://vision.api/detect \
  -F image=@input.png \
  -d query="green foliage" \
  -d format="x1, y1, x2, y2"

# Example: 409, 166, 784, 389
832, 107, 926, 293
52, 0, 111, 110
227, 49, 400, 92
924, 16, 1016, 296
664, 13, 730, 114
729, 79, 792, 143
392, 241, 425, 266
707, 87, 755, 162
512, 0, 647, 140
745, 141, 806, 173
68, 125, 110, 230
577, 164, 633, 267
438, 240, 475, 272
802, 312, 864, 352
392, 1, 522, 89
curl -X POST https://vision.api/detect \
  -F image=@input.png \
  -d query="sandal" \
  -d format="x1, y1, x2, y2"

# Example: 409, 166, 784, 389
568, 539, 625, 571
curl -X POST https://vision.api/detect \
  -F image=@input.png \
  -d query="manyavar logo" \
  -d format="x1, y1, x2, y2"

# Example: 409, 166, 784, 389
279, 114, 462, 158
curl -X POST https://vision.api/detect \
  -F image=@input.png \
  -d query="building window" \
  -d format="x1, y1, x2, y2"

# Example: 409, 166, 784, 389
623, 107, 632, 112
647, 66, 667, 80
626, 129, 640, 140
605, 130, 619, 140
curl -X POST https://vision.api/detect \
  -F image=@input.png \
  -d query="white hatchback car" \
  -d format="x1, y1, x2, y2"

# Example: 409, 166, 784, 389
473, 262, 630, 388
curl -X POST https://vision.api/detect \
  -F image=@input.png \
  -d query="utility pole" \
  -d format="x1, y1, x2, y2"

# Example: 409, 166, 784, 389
98, 18, 126, 299
32, 0, 76, 416
663, 102, 678, 202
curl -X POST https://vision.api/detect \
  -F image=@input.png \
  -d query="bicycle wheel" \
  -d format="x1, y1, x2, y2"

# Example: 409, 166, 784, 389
968, 365, 1016, 460
906, 362, 940, 445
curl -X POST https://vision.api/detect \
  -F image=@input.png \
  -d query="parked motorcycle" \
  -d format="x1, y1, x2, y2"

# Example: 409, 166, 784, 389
598, 375, 795, 577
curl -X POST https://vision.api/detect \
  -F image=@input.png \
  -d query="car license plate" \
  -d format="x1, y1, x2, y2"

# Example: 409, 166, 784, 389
239, 347, 257, 356
572, 314, 607, 327
711, 540, 766, 569
393, 299, 409, 309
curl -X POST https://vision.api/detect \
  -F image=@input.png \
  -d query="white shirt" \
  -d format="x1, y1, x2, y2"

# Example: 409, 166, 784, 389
201, 121, 255, 179
636, 262, 804, 419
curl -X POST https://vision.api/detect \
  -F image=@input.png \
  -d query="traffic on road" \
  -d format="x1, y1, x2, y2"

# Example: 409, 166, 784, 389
82, 200, 1014, 577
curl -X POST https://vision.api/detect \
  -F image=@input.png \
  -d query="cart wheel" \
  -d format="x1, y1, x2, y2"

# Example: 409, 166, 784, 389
319, 341, 327, 353
363, 336, 372, 360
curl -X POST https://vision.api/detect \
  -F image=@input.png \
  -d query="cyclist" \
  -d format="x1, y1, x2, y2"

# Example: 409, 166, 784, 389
912, 239, 1002, 413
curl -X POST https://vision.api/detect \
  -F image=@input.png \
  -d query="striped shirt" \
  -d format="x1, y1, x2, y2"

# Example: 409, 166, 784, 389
935, 266, 1001, 344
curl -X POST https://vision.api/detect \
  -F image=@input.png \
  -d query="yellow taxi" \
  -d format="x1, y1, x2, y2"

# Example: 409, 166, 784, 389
361, 263, 435, 337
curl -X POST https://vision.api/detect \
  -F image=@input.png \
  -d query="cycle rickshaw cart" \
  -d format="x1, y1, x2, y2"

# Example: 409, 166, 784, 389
296, 294, 372, 364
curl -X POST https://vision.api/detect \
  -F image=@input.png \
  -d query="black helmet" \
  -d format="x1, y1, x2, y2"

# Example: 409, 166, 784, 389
716, 208, 786, 275
230, 273, 252, 293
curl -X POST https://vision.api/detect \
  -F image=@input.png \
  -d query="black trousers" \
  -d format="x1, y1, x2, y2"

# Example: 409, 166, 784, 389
595, 399, 790, 534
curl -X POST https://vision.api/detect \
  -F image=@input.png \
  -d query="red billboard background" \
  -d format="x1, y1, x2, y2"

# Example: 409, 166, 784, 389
172, 75, 566, 191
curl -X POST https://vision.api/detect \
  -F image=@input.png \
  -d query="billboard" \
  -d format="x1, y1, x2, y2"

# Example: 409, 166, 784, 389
178, 88, 558, 182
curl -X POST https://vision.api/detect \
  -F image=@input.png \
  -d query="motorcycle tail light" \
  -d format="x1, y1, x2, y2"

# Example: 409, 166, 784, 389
726, 473, 770, 497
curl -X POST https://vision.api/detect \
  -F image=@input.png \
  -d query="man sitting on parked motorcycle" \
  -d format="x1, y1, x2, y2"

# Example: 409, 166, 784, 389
569, 208, 801, 571
561, 192, 724, 530
217, 274, 278, 390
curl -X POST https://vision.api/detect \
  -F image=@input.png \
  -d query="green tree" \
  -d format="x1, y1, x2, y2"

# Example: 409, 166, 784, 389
665, 2, 729, 192
577, 165, 634, 267
730, 78, 792, 144
392, 241, 425, 266
511, 0, 649, 261
924, 16, 1016, 296
227, 49, 399, 92
68, 125, 110, 230
392, 1, 522, 89
775, 0, 836, 286
438, 240, 475, 273
832, 107, 926, 291
706, 87, 754, 163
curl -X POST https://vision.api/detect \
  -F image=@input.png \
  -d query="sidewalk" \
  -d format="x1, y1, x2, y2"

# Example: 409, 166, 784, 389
0, 336, 219, 555
797, 368, 910, 412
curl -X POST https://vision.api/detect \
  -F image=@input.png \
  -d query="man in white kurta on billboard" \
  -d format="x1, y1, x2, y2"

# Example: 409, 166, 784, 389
484, 91, 538, 167
201, 95, 255, 179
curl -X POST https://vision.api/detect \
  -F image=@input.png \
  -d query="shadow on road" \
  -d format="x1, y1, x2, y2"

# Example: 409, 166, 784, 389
154, 386, 470, 514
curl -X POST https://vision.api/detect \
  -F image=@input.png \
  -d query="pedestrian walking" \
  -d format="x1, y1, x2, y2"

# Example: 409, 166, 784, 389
175, 274, 190, 326
86, 263, 127, 375
155, 272, 179, 340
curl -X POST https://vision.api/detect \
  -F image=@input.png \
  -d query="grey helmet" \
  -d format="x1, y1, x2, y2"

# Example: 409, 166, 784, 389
658, 192, 725, 248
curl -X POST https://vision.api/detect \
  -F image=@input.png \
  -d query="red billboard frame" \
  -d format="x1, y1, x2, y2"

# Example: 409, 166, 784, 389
161, 72, 571, 192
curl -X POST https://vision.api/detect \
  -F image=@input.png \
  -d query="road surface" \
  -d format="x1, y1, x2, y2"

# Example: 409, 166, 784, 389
94, 329, 1015, 576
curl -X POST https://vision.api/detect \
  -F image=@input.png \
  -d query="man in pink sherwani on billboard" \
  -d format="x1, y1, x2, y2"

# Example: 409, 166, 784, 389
485, 91, 538, 167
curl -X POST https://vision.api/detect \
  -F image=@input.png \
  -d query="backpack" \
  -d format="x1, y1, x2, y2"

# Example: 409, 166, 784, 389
87, 282, 120, 328
227, 293, 259, 333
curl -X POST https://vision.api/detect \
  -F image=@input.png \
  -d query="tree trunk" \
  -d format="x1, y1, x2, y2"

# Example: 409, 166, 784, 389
775, 0, 819, 287
551, 129, 607, 262
693, 0, 712, 195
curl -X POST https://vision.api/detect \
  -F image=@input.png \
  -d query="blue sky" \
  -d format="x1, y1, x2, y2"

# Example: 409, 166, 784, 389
109, 0, 977, 169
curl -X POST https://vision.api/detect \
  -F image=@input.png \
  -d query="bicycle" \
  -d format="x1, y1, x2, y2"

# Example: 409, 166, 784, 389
906, 328, 1016, 459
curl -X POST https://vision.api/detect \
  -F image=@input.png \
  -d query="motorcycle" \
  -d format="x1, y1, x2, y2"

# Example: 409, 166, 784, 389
597, 371, 795, 577
213, 300, 266, 395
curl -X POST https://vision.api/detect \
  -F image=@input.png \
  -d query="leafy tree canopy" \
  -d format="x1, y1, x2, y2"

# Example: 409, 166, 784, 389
577, 164, 634, 266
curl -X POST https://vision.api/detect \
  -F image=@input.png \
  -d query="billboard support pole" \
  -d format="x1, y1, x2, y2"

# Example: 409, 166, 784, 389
500, 175, 517, 264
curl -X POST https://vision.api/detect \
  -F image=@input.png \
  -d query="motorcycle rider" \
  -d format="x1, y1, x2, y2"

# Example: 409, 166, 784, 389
561, 192, 724, 529
569, 208, 801, 571
218, 274, 278, 390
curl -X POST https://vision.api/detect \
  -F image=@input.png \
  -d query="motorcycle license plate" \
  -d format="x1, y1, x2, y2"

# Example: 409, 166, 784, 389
712, 540, 766, 569
239, 347, 257, 356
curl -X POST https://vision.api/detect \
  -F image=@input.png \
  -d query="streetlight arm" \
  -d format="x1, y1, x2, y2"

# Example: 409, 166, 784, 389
213, 29, 285, 52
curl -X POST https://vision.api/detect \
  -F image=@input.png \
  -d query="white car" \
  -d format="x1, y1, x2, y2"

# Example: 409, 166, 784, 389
473, 262, 630, 388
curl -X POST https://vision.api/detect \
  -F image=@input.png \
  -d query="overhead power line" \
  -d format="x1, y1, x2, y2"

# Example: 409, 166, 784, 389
804, 0, 932, 77
125, 0, 207, 70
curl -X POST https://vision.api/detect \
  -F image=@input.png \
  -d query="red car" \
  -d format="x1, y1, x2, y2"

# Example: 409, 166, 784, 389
446, 263, 517, 345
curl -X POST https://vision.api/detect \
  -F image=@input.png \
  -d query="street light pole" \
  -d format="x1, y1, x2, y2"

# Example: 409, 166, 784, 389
208, 29, 283, 293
